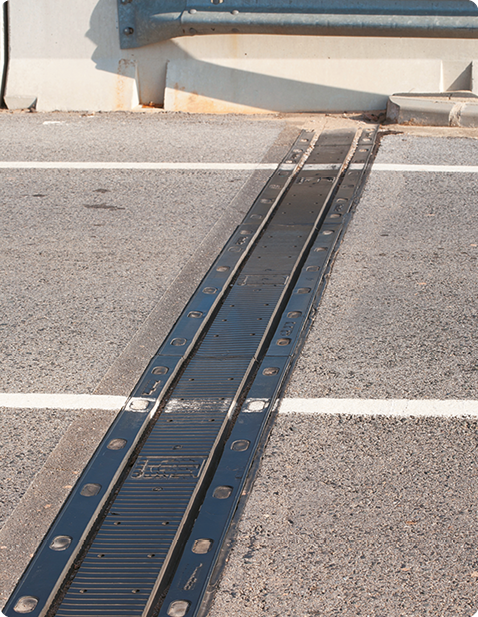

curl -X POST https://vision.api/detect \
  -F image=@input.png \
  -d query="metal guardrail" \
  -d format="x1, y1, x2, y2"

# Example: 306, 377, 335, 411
117, 0, 478, 48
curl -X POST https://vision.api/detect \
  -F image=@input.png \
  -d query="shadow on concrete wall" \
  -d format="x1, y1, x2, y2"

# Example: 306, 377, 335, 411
83, 0, 434, 112
86, 0, 138, 84
448, 63, 472, 91
87, 0, 119, 71
163, 55, 388, 111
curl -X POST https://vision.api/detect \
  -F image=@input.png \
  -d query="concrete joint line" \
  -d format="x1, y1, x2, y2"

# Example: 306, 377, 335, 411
449, 101, 466, 127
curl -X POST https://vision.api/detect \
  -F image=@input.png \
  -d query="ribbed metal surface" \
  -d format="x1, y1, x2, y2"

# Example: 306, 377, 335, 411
158, 126, 379, 617
172, 357, 252, 397
197, 285, 285, 357
55, 394, 237, 617
56, 400, 233, 617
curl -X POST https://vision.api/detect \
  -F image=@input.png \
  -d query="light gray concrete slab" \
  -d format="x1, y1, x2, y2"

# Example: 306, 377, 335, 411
210, 413, 478, 617
0, 112, 283, 163
386, 93, 478, 128
0, 169, 267, 395
387, 95, 454, 127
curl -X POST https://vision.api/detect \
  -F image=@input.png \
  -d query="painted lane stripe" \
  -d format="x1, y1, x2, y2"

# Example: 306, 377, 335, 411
4, 394, 478, 416
2, 162, 478, 173
279, 398, 478, 418
0, 393, 127, 410
0, 161, 339, 172
0, 162, 278, 171
372, 163, 478, 173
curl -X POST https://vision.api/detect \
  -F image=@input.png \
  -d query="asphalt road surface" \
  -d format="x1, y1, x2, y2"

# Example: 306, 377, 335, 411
2, 113, 478, 617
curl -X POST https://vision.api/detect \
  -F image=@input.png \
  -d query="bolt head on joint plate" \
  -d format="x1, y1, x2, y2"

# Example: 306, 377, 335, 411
127, 398, 153, 412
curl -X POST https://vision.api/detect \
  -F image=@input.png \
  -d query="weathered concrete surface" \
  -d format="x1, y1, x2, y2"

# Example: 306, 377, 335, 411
164, 58, 442, 114
387, 92, 478, 127
208, 133, 478, 617
210, 412, 478, 617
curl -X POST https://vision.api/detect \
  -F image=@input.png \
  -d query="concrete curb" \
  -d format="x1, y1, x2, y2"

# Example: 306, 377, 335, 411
387, 92, 478, 127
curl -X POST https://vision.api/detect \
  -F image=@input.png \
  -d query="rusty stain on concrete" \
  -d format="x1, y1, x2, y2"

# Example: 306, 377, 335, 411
168, 86, 274, 114
115, 59, 136, 110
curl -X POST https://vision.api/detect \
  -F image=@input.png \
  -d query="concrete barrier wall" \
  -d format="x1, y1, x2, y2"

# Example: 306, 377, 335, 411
4, 0, 139, 111
4, 0, 478, 112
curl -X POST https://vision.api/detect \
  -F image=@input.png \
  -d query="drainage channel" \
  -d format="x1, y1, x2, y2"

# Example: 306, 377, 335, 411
4, 126, 377, 617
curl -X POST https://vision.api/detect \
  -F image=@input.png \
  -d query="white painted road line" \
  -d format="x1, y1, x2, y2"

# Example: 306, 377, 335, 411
372, 163, 478, 173
2, 162, 478, 173
0, 162, 341, 172
0, 162, 278, 170
3, 394, 476, 416
0, 393, 128, 410
279, 398, 478, 418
